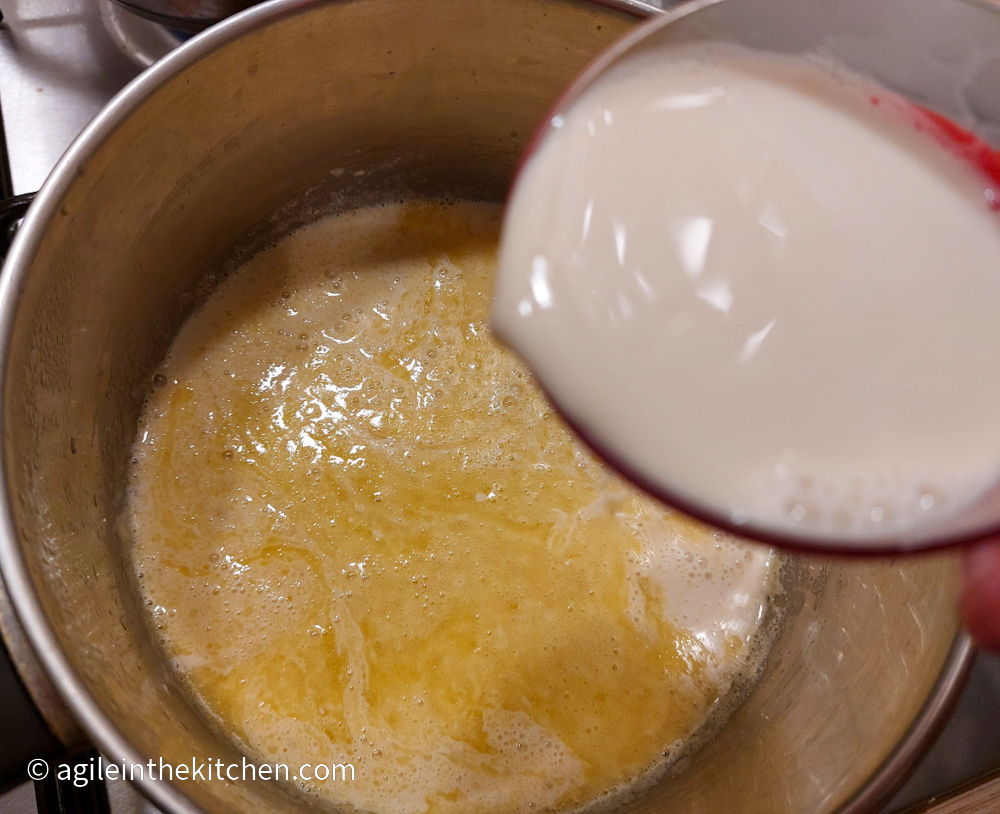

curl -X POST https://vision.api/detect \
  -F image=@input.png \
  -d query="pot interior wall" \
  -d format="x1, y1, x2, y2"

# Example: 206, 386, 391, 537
1, 0, 963, 812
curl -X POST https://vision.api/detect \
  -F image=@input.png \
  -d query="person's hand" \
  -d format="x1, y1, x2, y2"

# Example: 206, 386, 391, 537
961, 540, 1000, 652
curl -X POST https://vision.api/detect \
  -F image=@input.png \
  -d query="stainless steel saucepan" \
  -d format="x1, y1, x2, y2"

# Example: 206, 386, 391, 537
0, 0, 974, 811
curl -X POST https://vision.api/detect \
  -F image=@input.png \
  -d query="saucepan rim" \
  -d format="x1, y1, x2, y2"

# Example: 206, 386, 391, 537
0, 0, 975, 811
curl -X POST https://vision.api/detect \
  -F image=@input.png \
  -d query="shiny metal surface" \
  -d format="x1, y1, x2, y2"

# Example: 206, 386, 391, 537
101, 1, 188, 68
0, 576, 80, 746
888, 653, 1000, 811
0, 783, 35, 814
106, 777, 164, 814
0, 1, 143, 194
0, 0, 977, 812
110, 0, 262, 32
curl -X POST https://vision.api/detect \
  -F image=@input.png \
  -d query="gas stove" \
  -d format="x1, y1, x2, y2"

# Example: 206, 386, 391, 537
1, 1, 1000, 813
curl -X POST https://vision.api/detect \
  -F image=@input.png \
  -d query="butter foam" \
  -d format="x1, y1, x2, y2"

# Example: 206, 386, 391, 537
128, 201, 778, 813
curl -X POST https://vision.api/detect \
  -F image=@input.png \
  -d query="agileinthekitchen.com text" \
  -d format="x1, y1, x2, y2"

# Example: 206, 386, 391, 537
26, 755, 355, 788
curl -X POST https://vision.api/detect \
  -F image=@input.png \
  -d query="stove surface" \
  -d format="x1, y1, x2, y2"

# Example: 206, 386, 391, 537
0, 0, 182, 196
1, 1, 1000, 813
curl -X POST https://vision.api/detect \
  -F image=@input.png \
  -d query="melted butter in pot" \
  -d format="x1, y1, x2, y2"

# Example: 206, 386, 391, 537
128, 201, 778, 814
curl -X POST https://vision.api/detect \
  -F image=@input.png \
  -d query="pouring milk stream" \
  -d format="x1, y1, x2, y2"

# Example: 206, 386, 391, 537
494, 43, 1000, 551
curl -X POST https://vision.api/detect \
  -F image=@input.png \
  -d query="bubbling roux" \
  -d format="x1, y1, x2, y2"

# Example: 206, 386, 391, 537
128, 202, 778, 814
